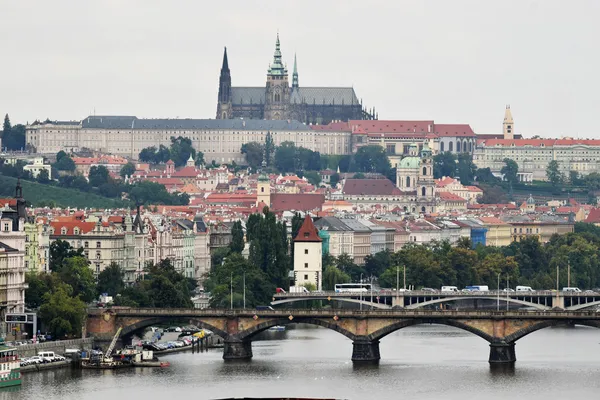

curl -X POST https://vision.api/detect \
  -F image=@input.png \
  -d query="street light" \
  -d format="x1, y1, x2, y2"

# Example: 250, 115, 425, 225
230, 271, 233, 310
360, 273, 363, 311
497, 273, 500, 311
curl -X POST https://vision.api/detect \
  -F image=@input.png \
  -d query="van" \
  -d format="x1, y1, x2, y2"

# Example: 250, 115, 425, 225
516, 286, 534, 292
562, 287, 582, 293
39, 351, 56, 363
441, 286, 459, 293
465, 285, 489, 292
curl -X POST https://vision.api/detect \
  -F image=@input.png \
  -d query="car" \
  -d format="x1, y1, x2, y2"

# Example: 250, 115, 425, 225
502, 288, 515, 292
28, 356, 44, 364
54, 355, 66, 361
583, 290, 596, 294
421, 287, 437, 293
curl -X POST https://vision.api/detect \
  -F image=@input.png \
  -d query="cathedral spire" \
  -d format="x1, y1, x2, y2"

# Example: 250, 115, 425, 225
292, 53, 299, 89
268, 32, 287, 76
217, 47, 232, 118
221, 46, 229, 71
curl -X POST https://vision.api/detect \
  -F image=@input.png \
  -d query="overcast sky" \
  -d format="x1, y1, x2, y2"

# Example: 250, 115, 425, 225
2, 0, 599, 138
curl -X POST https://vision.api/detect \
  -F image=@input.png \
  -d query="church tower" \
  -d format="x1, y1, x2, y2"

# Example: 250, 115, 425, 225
264, 33, 290, 120
417, 142, 436, 213
256, 154, 271, 208
216, 47, 232, 119
292, 53, 299, 90
503, 105, 514, 140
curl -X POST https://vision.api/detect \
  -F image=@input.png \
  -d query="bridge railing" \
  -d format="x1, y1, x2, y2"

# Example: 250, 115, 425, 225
273, 290, 599, 297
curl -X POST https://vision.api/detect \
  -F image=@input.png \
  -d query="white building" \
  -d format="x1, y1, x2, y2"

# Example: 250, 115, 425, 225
293, 215, 322, 290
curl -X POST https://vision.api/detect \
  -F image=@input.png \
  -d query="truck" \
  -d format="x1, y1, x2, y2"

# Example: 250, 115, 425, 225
289, 286, 310, 293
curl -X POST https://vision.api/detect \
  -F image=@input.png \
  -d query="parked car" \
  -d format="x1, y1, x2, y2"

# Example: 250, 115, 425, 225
28, 356, 44, 364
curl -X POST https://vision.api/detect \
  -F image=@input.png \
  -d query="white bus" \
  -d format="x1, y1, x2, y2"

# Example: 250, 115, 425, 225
335, 283, 372, 293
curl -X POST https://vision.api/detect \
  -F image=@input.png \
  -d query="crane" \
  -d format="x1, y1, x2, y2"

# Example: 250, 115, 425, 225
103, 326, 123, 363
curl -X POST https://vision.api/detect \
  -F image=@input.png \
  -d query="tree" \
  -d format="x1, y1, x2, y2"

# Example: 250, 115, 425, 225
1, 116, 25, 150
56, 256, 96, 303
36, 169, 50, 184
120, 162, 136, 178
353, 172, 365, 179
330, 173, 340, 187
456, 153, 476, 184
56, 151, 68, 162
139, 146, 157, 162
241, 142, 265, 169
49, 240, 84, 271
274, 141, 297, 172
364, 250, 392, 277
195, 151, 205, 166
569, 171, 582, 186
88, 165, 109, 187
501, 158, 519, 187
39, 281, 87, 339
2, 114, 11, 143
304, 171, 321, 186
54, 155, 75, 171
475, 167, 499, 184
230, 220, 245, 253
170, 136, 196, 167
97, 262, 125, 296
264, 131, 275, 167
25, 272, 57, 309
351, 145, 392, 175
546, 160, 564, 188
433, 152, 457, 179
336, 253, 364, 281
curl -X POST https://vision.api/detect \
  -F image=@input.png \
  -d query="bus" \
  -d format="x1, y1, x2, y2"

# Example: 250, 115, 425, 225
334, 283, 372, 293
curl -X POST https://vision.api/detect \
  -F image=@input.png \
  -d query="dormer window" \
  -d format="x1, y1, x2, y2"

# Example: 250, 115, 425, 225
74, 227, 80, 235
61, 227, 67, 235
304, 232, 309, 238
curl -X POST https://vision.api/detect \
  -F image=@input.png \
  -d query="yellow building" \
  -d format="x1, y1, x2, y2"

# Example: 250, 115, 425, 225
478, 217, 512, 247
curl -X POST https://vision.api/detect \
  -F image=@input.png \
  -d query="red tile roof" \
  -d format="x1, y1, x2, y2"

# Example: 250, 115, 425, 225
270, 193, 325, 212
438, 192, 467, 202
294, 215, 322, 243
585, 208, 600, 223
349, 120, 435, 134
433, 124, 476, 137
342, 179, 402, 196
0, 198, 17, 207
50, 221, 96, 235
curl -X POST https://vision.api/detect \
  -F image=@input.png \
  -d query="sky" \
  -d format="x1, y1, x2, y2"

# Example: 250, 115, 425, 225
1, 0, 599, 138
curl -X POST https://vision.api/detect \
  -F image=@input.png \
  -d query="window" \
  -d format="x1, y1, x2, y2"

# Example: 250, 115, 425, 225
304, 263, 308, 268
25, 261, 29, 270
304, 274, 309, 280
61, 227, 67, 235
440, 142, 445, 152
96, 241, 101, 248
406, 176, 410, 187
422, 167, 427, 175
304, 232, 309, 238
421, 187, 426, 196
84, 241, 89, 248
304, 249, 308, 254
261, 187, 264, 193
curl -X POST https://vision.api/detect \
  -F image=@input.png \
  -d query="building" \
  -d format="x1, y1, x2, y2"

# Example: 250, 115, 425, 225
24, 218, 50, 273
0, 182, 27, 339
216, 35, 375, 124
23, 157, 52, 179
313, 217, 354, 258
474, 106, 600, 181
293, 215, 322, 290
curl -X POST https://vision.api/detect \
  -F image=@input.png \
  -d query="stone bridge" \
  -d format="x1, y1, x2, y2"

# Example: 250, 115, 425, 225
86, 308, 600, 364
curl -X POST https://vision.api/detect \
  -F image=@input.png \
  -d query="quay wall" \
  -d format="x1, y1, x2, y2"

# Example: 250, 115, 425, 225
16, 338, 94, 357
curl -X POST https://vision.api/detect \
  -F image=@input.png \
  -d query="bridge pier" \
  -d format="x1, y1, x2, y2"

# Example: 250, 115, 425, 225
489, 342, 516, 364
223, 339, 253, 360
351, 339, 380, 363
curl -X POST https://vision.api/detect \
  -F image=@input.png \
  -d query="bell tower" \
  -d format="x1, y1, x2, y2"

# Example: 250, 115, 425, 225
417, 142, 436, 213
216, 47, 232, 119
264, 33, 290, 120
503, 105, 514, 140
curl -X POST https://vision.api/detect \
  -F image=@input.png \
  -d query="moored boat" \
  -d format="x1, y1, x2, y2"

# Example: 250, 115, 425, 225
0, 345, 21, 388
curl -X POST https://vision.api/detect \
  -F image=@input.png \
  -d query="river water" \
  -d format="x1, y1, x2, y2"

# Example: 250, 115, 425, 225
9, 324, 600, 400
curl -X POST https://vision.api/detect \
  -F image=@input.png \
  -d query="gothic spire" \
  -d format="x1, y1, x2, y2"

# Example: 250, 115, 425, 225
221, 46, 229, 72
292, 53, 299, 89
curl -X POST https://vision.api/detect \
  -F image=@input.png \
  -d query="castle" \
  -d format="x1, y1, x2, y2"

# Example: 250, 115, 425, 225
216, 34, 376, 125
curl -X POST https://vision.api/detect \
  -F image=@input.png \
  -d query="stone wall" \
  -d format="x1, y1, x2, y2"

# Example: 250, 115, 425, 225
16, 338, 94, 357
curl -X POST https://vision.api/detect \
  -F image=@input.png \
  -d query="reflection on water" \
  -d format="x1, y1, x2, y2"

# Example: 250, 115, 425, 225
11, 324, 600, 400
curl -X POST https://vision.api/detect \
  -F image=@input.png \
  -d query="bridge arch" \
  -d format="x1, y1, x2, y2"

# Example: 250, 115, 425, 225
404, 296, 550, 311
271, 297, 390, 310
237, 317, 357, 341
120, 316, 229, 340
504, 319, 600, 343
566, 300, 600, 311
367, 318, 495, 343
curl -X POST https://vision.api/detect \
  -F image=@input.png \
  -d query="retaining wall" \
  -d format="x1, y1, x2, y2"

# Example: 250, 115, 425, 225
16, 338, 94, 357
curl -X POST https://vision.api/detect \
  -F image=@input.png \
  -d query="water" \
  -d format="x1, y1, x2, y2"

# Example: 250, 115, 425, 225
9, 324, 600, 400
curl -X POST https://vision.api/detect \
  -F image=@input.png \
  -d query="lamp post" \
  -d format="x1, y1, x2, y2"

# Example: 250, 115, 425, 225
370, 276, 374, 310
230, 271, 233, 310
243, 271, 246, 310
497, 273, 500, 311
506, 274, 509, 311
360, 273, 363, 311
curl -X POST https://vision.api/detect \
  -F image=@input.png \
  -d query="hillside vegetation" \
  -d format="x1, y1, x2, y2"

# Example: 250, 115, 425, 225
0, 175, 128, 209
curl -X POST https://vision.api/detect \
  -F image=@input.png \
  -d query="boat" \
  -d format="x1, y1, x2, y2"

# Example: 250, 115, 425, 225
0, 345, 21, 388
268, 326, 286, 332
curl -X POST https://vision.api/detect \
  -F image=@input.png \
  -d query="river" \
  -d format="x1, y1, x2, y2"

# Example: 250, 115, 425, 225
9, 324, 600, 400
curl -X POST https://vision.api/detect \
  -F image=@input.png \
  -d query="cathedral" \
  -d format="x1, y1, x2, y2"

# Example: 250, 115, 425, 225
216, 34, 376, 125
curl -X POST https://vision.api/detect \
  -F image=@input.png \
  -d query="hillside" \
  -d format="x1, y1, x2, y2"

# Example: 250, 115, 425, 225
0, 175, 129, 209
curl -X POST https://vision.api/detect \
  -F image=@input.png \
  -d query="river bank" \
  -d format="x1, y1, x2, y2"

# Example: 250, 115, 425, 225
20, 360, 72, 374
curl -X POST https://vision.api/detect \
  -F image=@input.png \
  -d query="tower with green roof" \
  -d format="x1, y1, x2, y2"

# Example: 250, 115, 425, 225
264, 33, 290, 120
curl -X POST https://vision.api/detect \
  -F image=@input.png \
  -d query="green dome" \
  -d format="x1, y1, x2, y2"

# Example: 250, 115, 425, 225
398, 156, 421, 169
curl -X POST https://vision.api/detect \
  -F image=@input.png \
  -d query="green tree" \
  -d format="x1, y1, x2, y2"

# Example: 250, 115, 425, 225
364, 250, 392, 277
56, 256, 96, 303
330, 173, 340, 187
351, 145, 392, 175
49, 239, 84, 271
456, 153, 476, 184
336, 253, 364, 281
97, 262, 125, 296
54, 155, 76, 172
264, 131, 275, 167
36, 169, 50, 184
2, 114, 11, 142
25, 272, 58, 309
475, 167, 499, 184
569, 170, 581, 186
322, 265, 351, 291
56, 150, 68, 162
88, 165, 109, 187
195, 151, 205, 166
546, 160, 564, 188
501, 158, 519, 187
139, 146, 157, 163
304, 171, 322, 186
39, 281, 87, 339
210, 247, 231, 271
433, 152, 457, 179
120, 162, 136, 178
230, 220, 245, 253
472, 253, 519, 287
274, 141, 297, 172
170, 136, 196, 167
477, 184, 508, 204
241, 142, 265, 170
353, 172, 365, 179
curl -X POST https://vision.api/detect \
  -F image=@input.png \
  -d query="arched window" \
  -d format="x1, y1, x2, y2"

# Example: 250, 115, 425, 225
469, 142, 472, 152
406, 176, 411, 187
463, 140, 467, 152
449, 142, 454, 152
403, 206, 408, 212
421, 187, 426, 196
261, 187, 264, 193
457, 141, 461, 152
422, 167, 427, 176
222, 112, 227, 119
274, 93, 281, 102
421, 206, 426, 213
440, 142, 445, 152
